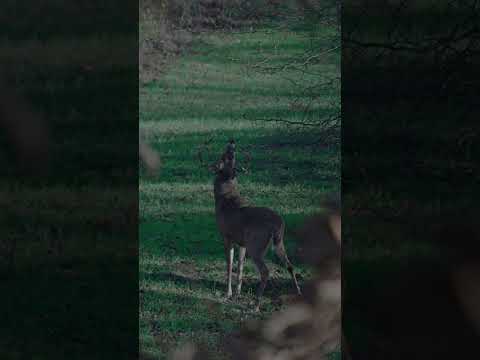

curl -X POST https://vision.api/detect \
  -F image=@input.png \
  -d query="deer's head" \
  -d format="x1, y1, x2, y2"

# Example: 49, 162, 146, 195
198, 138, 251, 175
197, 138, 252, 199
210, 140, 239, 198
211, 140, 236, 178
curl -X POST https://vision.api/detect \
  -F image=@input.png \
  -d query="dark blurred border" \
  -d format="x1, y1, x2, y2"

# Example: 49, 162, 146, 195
0, 2, 138, 359
342, 1, 479, 359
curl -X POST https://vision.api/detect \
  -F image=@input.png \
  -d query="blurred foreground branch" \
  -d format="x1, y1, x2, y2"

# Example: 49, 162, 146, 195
139, 138, 161, 175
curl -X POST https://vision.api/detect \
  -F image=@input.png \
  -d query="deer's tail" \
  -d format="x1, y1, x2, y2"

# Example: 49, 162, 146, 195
273, 226, 302, 295
272, 225, 294, 272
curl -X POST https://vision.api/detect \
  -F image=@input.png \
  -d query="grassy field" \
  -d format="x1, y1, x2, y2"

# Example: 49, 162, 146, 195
139, 20, 340, 359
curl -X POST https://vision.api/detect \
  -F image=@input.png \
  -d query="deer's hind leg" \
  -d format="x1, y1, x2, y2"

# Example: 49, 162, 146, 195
251, 255, 269, 312
246, 233, 270, 311
236, 246, 246, 297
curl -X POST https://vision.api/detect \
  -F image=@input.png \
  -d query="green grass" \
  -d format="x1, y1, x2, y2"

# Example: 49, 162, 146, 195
139, 20, 340, 360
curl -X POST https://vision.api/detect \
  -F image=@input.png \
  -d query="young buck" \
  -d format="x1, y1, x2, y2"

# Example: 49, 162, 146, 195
209, 140, 301, 311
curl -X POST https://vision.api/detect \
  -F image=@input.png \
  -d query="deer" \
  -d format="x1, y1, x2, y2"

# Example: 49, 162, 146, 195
205, 139, 301, 311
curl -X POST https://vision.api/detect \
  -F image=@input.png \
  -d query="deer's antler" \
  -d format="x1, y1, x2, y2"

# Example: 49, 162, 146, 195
197, 137, 216, 171
235, 144, 253, 174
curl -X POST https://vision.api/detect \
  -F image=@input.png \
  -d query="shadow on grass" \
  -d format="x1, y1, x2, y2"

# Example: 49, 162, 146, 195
145, 271, 303, 301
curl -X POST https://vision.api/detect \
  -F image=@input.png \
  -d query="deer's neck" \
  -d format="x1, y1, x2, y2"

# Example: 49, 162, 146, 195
214, 177, 247, 211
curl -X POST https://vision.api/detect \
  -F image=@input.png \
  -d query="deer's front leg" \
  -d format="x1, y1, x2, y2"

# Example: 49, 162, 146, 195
236, 246, 246, 297
224, 241, 234, 299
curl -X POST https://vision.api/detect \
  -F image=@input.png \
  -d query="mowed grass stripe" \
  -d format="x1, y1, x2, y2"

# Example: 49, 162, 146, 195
140, 119, 277, 136
140, 181, 328, 219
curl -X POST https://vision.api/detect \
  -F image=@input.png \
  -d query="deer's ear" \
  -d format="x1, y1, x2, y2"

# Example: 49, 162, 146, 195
328, 214, 341, 245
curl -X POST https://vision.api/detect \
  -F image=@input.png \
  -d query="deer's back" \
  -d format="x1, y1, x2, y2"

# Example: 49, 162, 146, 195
216, 205, 284, 242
